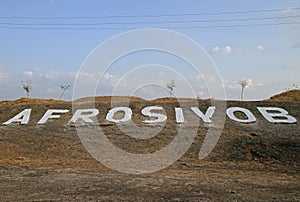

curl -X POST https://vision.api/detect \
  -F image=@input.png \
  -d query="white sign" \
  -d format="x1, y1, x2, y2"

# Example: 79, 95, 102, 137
2, 106, 297, 125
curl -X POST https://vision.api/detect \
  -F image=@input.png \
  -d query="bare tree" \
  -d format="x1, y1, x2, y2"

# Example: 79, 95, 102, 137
239, 79, 251, 101
21, 80, 32, 98
59, 85, 71, 100
166, 79, 176, 97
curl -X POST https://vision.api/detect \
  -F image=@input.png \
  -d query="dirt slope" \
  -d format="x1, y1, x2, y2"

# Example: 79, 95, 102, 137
0, 93, 299, 201
268, 89, 300, 102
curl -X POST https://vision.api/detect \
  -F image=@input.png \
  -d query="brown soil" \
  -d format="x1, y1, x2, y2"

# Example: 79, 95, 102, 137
0, 92, 299, 201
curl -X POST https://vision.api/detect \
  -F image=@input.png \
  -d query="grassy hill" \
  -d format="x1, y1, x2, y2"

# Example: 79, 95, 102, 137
268, 89, 300, 102
0, 92, 299, 201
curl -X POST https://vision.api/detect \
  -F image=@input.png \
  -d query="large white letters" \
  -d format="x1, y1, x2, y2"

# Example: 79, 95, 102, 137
257, 107, 297, 123
141, 106, 167, 123
38, 109, 69, 124
175, 107, 184, 123
191, 106, 216, 123
1, 106, 297, 125
70, 109, 99, 123
226, 107, 256, 123
3, 108, 32, 125
106, 107, 132, 123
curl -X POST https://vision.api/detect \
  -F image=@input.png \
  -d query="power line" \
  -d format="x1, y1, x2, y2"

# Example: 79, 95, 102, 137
1, 6, 299, 30
1, 21, 299, 30
0, 14, 299, 26
0, 7, 299, 19
173, 21, 300, 29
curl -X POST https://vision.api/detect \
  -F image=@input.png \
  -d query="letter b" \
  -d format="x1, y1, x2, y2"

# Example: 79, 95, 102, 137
257, 107, 297, 123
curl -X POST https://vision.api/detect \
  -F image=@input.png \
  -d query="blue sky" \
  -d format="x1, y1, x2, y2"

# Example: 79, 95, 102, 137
0, 0, 299, 100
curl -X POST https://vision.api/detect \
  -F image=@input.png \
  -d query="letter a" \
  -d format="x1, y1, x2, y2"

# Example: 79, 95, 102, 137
3, 109, 32, 125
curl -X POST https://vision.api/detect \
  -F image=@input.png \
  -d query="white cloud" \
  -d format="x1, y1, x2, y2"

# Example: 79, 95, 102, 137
223, 46, 232, 54
211, 45, 232, 54
211, 46, 221, 53
197, 90, 205, 98
191, 75, 265, 100
225, 78, 262, 90
0, 71, 9, 81
23, 71, 33, 76
74, 71, 95, 79
245, 79, 253, 88
257, 44, 265, 51
0, 69, 276, 101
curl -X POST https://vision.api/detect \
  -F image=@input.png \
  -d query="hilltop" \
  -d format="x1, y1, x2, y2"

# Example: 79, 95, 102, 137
268, 89, 300, 102
2, 89, 300, 106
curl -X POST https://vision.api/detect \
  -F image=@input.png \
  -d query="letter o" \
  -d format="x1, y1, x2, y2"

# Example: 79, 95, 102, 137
226, 107, 256, 123
106, 107, 132, 123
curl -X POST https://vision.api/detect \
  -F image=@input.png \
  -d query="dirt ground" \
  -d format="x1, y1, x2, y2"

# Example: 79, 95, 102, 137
0, 94, 299, 201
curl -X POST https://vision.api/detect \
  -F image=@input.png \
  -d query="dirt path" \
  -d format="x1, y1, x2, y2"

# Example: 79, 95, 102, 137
1, 163, 299, 201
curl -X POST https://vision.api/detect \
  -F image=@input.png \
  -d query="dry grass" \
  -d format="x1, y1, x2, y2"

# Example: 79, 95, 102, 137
0, 97, 69, 106
1, 89, 299, 106
268, 89, 300, 102
0, 93, 299, 201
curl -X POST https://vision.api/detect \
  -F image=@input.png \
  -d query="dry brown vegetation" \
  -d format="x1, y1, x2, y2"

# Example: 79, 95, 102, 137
0, 91, 299, 201
268, 89, 300, 102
